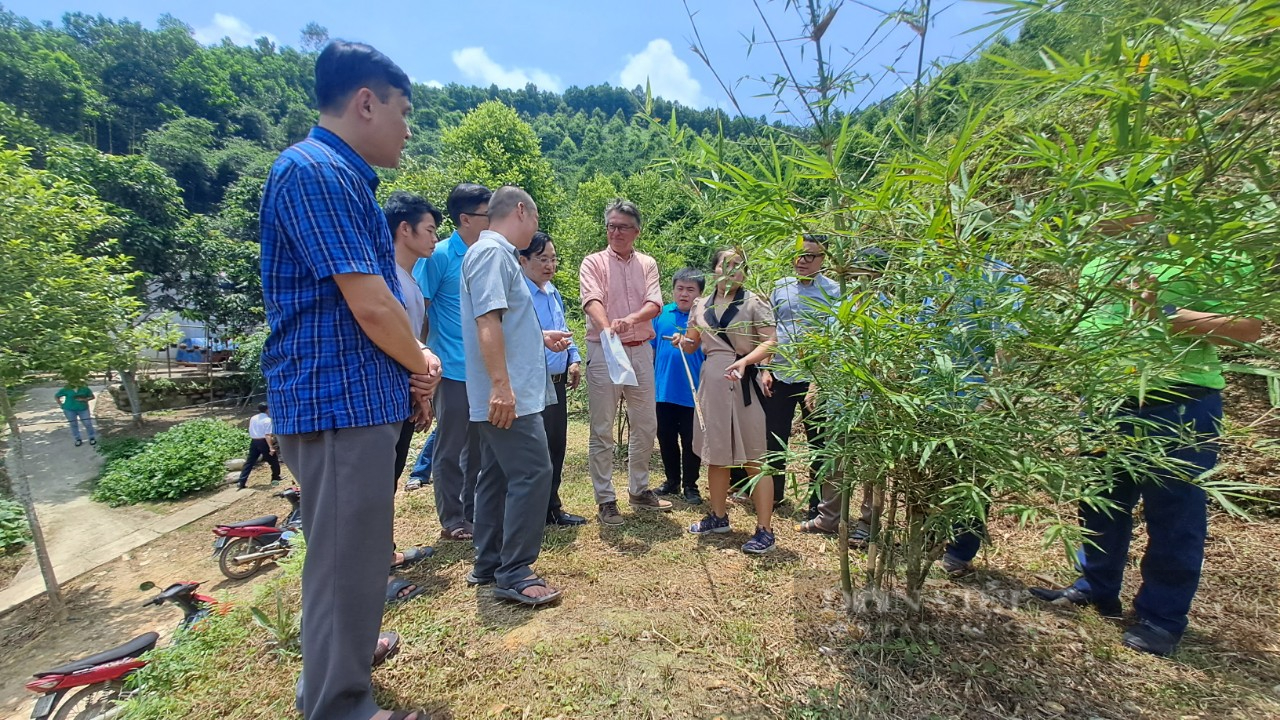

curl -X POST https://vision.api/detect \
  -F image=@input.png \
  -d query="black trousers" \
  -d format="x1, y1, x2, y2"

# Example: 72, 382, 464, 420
238, 437, 281, 487
393, 418, 416, 482
542, 378, 568, 517
763, 379, 824, 506
655, 401, 700, 490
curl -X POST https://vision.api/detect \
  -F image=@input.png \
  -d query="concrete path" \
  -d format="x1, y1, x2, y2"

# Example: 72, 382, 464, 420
0, 385, 241, 613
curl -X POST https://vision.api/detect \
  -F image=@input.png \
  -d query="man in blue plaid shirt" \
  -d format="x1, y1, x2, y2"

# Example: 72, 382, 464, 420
260, 40, 439, 720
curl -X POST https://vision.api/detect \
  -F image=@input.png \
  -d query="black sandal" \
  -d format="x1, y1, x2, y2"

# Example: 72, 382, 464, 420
493, 576, 562, 606
391, 545, 434, 570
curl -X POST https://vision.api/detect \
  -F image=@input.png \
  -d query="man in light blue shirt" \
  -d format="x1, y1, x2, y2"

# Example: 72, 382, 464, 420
519, 231, 587, 526
461, 186, 566, 606
764, 235, 840, 508
410, 183, 491, 542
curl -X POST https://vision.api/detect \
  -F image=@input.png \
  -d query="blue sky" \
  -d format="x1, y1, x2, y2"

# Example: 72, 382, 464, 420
3, 0, 1010, 118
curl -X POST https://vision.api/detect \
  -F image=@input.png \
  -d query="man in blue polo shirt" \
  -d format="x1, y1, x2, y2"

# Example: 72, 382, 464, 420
411, 183, 492, 542
259, 40, 439, 720
652, 267, 706, 504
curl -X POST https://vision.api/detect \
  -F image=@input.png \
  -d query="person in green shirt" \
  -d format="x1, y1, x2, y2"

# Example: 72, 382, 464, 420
54, 382, 97, 447
1032, 218, 1262, 657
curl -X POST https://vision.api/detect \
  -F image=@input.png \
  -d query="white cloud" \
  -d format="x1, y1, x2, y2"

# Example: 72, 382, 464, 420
425, 80, 444, 89
450, 47, 562, 92
619, 39, 707, 108
193, 13, 277, 46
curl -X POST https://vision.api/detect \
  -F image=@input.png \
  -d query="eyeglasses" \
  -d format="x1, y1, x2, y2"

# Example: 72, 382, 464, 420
535, 256, 559, 265
797, 252, 825, 263
605, 223, 638, 233
462, 212, 489, 219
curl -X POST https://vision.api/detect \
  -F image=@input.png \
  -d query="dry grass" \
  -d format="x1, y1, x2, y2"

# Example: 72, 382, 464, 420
115, 380, 1280, 720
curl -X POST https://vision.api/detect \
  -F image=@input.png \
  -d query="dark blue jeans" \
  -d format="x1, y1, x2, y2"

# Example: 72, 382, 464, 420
408, 428, 438, 482
1071, 390, 1221, 638
946, 517, 986, 563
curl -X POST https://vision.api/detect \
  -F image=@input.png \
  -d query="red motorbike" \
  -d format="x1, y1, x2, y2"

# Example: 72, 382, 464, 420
24, 581, 213, 720
212, 486, 301, 580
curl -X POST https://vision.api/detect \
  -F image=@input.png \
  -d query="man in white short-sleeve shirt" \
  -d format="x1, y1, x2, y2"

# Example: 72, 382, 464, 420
238, 403, 280, 488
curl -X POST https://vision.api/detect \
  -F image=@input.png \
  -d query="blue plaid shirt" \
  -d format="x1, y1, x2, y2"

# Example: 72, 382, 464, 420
259, 127, 410, 435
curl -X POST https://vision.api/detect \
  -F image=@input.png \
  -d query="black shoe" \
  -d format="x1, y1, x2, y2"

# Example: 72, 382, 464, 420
1028, 585, 1123, 619
547, 510, 587, 526
655, 482, 680, 496
1122, 619, 1178, 657
682, 488, 703, 505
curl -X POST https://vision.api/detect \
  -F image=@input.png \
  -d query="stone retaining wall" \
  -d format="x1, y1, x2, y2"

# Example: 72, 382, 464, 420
107, 373, 255, 412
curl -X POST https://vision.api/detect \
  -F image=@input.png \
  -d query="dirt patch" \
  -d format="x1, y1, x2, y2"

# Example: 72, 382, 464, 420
0, 547, 29, 588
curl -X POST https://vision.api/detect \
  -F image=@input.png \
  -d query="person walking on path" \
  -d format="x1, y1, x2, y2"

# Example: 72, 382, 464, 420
518, 231, 588, 527
461, 186, 566, 605
674, 249, 778, 554
652, 268, 706, 505
578, 199, 672, 526
411, 183, 493, 541
237, 403, 281, 489
54, 381, 96, 447
260, 40, 440, 720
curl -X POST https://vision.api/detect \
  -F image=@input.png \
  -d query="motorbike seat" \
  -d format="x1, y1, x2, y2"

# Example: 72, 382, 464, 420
218, 515, 278, 529
33, 632, 159, 677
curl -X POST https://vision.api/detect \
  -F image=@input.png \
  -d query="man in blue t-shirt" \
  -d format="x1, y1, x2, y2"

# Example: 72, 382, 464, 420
652, 268, 706, 504
410, 182, 492, 542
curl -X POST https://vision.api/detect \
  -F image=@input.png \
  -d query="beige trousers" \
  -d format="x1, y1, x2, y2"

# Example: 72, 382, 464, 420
586, 341, 657, 504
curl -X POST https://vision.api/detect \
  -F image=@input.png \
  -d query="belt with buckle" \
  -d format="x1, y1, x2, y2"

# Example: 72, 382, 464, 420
550, 373, 566, 384
622, 340, 646, 347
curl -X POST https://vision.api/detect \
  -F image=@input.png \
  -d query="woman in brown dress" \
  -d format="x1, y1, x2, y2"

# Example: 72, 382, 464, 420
672, 249, 778, 553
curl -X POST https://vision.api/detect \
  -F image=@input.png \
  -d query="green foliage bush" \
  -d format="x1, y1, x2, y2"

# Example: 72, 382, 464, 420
92, 419, 246, 506
0, 497, 30, 553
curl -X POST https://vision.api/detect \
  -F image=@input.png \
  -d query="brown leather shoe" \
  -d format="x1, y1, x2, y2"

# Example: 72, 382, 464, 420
628, 489, 673, 512
598, 501, 624, 526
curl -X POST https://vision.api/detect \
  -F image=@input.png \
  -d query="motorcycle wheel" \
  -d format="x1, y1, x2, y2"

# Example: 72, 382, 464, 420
52, 680, 126, 720
218, 537, 265, 580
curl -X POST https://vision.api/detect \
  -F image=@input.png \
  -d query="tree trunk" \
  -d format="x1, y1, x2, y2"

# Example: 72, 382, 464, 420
0, 388, 66, 619
119, 369, 143, 427
837, 459, 853, 612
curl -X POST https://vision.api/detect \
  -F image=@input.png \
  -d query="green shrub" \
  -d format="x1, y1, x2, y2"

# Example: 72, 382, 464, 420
92, 419, 247, 506
0, 497, 30, 552
95, 436, 150, 463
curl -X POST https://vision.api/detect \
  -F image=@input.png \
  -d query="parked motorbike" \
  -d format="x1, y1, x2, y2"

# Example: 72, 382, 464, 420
24, 581, 213, 720
212, 486, 301, 580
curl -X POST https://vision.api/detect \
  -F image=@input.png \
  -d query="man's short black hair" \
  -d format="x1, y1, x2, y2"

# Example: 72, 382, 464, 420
673, 267, 705, 293
384, 190, 442, 237
257, 403, 269, 413
315, 40, 411, 114
445, 183, 493, 226
802, 234, 828, 247
520, 230, 552, 259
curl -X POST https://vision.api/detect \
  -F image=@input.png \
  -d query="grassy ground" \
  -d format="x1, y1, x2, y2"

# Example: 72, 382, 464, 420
112, 374, 1280, 720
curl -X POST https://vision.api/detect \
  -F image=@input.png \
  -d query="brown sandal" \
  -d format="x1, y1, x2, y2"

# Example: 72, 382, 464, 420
372, 631, 400, 667
440, 526, 473, 541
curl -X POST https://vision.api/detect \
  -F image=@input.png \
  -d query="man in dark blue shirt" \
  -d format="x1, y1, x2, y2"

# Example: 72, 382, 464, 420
260, 40, 439, 720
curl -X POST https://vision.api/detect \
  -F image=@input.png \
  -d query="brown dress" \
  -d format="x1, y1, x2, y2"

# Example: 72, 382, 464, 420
691, 289, 775, 466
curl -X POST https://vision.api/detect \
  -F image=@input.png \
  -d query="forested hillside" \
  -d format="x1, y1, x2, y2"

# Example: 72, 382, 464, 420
0, 1, 1213, 338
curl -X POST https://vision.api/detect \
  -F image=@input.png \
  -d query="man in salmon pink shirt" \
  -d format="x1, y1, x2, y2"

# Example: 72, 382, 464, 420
578, 199, 672, 525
